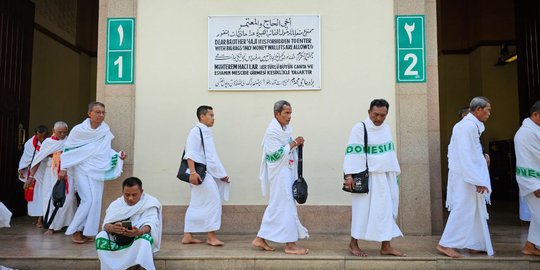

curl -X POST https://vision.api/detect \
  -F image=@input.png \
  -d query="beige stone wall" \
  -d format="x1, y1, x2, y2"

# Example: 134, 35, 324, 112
98, 0, 440, 235
132, 0, 397, 206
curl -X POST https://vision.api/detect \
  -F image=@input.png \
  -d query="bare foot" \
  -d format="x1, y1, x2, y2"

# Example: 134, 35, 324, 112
83, 236, 94, 242
72, 231, 85, 244
43, 229, 54, 236
349, 242, 367, 257
468, 249, 486, 254
522, 241, 540, 256
252, 237, 275, 251
181, 233, 204, 244
206, 232, 224, 246
380, 241, 406, 257
207, 239, 224, 246
436, 244, 463, 258
35, 217, 44, 228
284, 243, 309, 255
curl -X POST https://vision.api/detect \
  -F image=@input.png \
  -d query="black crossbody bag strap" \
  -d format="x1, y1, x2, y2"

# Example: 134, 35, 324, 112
297, 145, 303, 178
362, 122, 368, 170
198, 127, 206, 162
180, 126, 206, 161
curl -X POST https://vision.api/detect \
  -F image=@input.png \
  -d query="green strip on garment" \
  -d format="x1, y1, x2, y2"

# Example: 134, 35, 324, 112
265, 147, 284, 163
95, 233, 153, 251
345, 142, 395, 155
516, 166, 540, 179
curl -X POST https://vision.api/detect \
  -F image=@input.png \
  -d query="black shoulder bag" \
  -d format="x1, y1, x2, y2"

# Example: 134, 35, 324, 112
343, 122, 369, 193
43, 178, 67, 229
177, 127, 207, 183
292, 145, 308, 204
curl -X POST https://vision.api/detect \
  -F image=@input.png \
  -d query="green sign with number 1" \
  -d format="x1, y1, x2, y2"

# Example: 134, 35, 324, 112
106, 18, 135, 84
396, 15, 425, 83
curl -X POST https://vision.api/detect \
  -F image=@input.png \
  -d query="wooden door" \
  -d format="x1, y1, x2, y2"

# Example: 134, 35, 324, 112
516, 0, 540, 119
0, 0, 34, 216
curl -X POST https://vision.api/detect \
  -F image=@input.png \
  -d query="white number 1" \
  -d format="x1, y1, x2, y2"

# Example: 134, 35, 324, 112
114, 56, 123, 78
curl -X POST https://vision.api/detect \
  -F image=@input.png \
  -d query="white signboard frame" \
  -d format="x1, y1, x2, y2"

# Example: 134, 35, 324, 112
208, 15, 321, 91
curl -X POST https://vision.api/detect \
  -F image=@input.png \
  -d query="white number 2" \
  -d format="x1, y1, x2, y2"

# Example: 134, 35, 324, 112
404, 53, 418, 76
114, 56, 123, 78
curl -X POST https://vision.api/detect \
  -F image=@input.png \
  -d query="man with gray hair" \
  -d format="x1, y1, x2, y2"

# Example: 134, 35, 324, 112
437, 96, 494, 257
28, 121, 77, 235
252, 100, 309, 255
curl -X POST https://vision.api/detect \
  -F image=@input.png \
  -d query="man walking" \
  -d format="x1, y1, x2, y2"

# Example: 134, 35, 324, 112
18, 125, 48, 228
252, 100, 309, 255
437, 96, 493, 258
59, 101, 125, 244
28, 121, 76, 235
343, 99, 404, 257
181, 105, 230, 246
515, 101, 540, 256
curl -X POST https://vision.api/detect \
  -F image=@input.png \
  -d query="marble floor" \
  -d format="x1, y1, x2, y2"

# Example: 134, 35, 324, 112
0, 201, 539, 270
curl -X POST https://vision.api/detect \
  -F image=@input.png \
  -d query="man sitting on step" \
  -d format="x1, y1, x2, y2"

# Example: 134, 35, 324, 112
96, 177, 162, 270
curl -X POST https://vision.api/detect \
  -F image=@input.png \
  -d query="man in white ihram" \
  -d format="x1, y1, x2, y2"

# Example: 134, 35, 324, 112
28, 121, 77, 235
181, 105, 230, 246
343, 99, 404, 257
252, 100, 309, 255
96, 177, 162, 270
59, 101, 126, 244
437, 96, 494, 258
514, 101, 540, 256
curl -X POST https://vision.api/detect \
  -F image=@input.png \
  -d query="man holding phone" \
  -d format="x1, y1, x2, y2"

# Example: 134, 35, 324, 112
96, 177, 162, 270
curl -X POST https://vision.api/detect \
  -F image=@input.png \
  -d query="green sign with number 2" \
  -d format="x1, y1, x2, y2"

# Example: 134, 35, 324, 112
396, 15, 425, 83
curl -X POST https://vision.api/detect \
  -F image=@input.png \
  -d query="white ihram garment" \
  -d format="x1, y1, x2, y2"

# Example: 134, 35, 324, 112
31, 136, 77, 231
343, 118, 402, 241
18, 136, 46, 217
257, 118, 308, 243
183, 123, 229, 233
439, 113, 493, 255
515, 117, 540, 245
61, 119, 123, 236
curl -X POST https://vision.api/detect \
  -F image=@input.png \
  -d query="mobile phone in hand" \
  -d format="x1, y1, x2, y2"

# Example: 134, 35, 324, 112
121, 221, 132, 229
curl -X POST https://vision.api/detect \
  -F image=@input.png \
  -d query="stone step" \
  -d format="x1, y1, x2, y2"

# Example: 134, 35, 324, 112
1, 232, 539, 270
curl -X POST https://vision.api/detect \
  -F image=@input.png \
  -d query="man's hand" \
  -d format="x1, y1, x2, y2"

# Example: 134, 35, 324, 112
58, 170, 67, 180
221, 176, 230, 183
475, 185, 489, 194
123, 226, 142, 237
23, 177, 34, 189
534, 189, 540, 198
189, 172, 202, 185
295, 136, 305, 146
343, 175, 353, 191
108, 222, 125, 234
18, 170, 24, 179
484, 154, 490, 167
119, 151, 127, 160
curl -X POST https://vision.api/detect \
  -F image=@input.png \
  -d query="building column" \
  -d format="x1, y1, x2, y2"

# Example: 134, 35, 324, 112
394, 0, 442, 235
96, 0, 137, 205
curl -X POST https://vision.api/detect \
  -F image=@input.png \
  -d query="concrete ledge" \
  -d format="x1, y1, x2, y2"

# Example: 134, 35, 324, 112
162, 205, 352, 235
